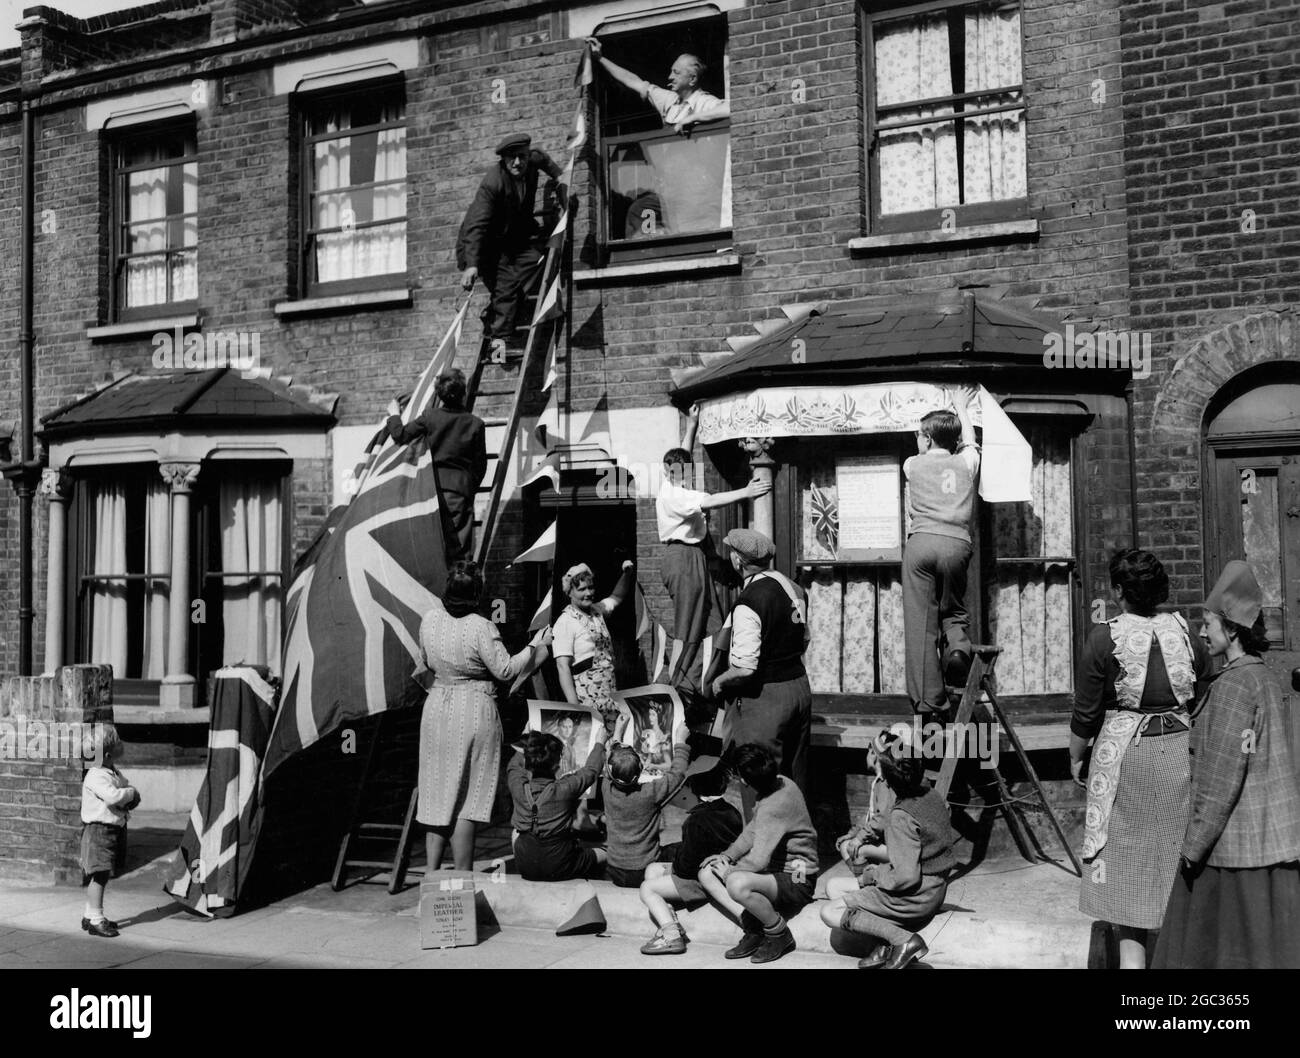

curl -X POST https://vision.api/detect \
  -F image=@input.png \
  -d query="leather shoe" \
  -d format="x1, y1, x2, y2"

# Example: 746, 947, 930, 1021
749, 925, 795, 965
857, 943, 889, 969
81, 917, 119, 932
943, 646, 972, 688
883, 934, 928, 969
85, 920, 119, 938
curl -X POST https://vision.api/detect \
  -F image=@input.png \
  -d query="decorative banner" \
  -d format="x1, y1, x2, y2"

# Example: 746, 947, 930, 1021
513, 520, 556, 563
509, 630, 552, 696
696, 382, 1030, 503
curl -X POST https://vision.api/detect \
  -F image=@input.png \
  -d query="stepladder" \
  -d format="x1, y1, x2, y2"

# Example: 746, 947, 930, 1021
932, 644, 1083, 876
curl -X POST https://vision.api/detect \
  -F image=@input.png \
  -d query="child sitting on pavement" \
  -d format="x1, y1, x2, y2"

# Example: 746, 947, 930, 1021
603, 714, 692, 889
80, 723, 140, 938
638, 763, 744, 956
508, 729, 609, 881
821, 729, 959, 970
698, 743, 819, 965
835, 730, 896, 876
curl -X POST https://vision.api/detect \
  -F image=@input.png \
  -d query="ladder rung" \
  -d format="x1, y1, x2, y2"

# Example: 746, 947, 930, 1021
356, 823, 404, 833
341, 859, 398, 869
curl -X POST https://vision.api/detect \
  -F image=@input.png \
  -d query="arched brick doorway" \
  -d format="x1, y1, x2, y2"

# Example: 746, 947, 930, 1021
1151, 312, 1300, 682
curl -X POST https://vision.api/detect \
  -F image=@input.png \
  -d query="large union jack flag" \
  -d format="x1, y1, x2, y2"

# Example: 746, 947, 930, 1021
260, 434, 449, 778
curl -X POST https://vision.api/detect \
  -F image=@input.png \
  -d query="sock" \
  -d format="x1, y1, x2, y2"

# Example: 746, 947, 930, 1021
761, 914, 786, 935
85, 904, 105, 924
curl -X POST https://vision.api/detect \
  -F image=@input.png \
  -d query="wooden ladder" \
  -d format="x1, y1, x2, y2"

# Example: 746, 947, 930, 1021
332, 200, 568, 894
933, 645, 1083, 876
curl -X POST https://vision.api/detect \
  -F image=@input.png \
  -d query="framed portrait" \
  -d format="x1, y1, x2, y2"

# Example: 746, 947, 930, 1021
525, 700, 601, 782
612, 684, 684, 783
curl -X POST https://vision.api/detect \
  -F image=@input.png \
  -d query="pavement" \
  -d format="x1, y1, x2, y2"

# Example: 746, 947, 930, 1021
0, 811, 1093, 970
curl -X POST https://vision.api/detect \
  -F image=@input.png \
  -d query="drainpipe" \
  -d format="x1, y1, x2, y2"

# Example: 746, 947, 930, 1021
1126, 382, 1140, 550
2, 101, 42, 675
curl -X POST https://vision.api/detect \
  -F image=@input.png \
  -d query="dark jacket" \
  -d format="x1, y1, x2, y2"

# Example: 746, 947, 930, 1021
385, 406, 487, 498
455, 149, 561, 271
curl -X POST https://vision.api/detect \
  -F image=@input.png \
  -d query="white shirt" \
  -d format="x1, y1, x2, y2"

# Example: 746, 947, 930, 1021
82, 765, 135, 825
643, 84, 724, 127
657, 481, 709, 543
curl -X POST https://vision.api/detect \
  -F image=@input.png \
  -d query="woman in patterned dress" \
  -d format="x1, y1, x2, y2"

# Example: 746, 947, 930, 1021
552, 560, 636, 727
1068, 549, 1209, 968
418, 560, 550, 871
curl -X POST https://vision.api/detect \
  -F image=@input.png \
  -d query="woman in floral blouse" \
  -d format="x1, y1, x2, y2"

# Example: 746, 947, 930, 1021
552, 561, 636, 727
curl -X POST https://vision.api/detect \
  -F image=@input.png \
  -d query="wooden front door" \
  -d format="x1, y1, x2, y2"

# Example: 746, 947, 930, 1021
1208, 448, 1300, 683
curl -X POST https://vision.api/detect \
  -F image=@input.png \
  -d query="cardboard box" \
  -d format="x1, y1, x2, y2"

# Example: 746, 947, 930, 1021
419, 870, 479, 949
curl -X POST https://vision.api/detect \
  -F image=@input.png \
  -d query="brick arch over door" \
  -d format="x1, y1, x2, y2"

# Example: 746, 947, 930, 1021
1150, 310, 1300, 442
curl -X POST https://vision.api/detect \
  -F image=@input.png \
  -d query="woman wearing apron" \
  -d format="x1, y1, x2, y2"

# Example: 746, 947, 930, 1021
1069, 548, 1209, 968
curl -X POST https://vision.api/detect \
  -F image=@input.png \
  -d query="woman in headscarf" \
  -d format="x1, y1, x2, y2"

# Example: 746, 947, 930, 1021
552, 560, 636, 728
1069, 548, 1210, 968
1153, 560, 1300, 969
416, 560, 549, 871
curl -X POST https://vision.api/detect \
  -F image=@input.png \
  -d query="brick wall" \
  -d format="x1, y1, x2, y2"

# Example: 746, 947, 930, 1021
0, 665, 114, 885
1121, 0, 1300, 607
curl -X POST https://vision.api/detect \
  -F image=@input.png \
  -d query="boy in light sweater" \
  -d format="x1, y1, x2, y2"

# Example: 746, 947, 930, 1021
698, 743, 819, 965
902, 385, 981, 718
80, 724, 140, 938
603, 716, 692, 888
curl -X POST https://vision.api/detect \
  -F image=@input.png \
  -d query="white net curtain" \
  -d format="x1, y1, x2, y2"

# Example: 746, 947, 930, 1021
218, 477, 282, 672
312, 102, 407, 283
874, 3, 1025, 215
123, 151, 198, 308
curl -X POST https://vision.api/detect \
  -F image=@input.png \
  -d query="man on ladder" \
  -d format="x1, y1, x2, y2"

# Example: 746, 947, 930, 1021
456, 133, 567, 360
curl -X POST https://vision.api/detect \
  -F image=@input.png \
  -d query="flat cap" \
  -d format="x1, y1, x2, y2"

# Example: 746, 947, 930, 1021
495, 133, 532, 155
724, 527, 775, 564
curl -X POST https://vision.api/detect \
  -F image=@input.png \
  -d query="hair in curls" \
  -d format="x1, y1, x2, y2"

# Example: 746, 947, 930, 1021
876, 742, 928, 798
1220, 614, 1271, 656
443, 560, 483, 618
435, 368, 468, 410
524, 732, 563, 777
1108, 548, 1170, 615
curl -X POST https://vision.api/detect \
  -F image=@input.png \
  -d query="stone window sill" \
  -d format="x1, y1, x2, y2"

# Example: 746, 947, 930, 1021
86, 314, 201, 341
848, 218, 1040, 254
274, 287, 413, 318
574, 252, 741, 286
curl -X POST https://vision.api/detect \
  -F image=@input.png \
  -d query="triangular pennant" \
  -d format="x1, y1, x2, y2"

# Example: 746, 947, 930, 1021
534, 275, 564, 324
651, 623, 668, 682
574, 47, 594, 90
634, 582, 652, 639
547, 208, 570, 251
521, 454, 561, 493
528, 588, 554, 633
509, 638, 551, 696
512, 520, 556, 564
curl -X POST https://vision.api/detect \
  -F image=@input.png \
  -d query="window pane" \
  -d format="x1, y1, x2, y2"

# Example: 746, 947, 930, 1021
986, 424, 1072, 694
124, 254, 168, 308
1241, 467, 1285, 644
608, 127, 730, 238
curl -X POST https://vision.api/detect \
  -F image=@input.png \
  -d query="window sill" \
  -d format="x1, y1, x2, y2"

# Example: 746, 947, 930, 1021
574, 252, 741, 286
114, 704, 212, 726
86, 314, 201, 341
848, 218, 1039, 254
274, 287, 412, 318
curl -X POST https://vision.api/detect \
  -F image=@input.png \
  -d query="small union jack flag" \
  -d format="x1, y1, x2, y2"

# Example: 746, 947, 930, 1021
809, 483, 839, 552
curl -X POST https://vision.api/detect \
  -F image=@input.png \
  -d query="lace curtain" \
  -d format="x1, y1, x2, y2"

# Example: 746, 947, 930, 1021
874, 4, 1025, 215
313, 103, 407, 282
799, 455, 906, 694
963, 4, 1026, 204
987, 423, 1073, 693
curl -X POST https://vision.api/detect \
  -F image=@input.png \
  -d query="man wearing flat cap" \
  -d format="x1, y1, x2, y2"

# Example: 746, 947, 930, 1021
709, 528, 812, 816
456, 134, 565, 357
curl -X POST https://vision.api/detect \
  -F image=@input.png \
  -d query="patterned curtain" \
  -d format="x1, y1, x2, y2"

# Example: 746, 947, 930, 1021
873, 14, 958, 215
987, 424, 1073, 694
798, 455, 906, 694
963, 4, 1027, 204
125, 151, 198, 307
